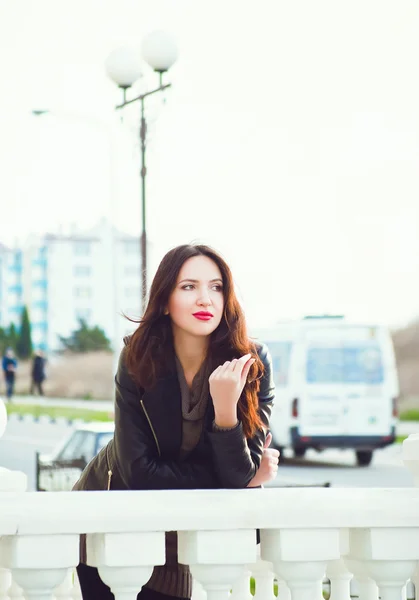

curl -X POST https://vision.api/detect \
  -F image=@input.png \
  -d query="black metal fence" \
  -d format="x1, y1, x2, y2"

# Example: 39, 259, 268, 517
35, 451, 87, 491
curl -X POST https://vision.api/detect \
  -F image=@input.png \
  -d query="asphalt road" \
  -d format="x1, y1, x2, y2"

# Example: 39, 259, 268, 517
0, 418, 415, 491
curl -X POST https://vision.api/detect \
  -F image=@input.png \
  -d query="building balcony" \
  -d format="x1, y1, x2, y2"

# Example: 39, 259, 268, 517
0, 435, 418, 600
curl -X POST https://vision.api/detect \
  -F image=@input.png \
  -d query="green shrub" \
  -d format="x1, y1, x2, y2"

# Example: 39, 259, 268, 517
5, 403, 113, 423
399, 409, 419, 421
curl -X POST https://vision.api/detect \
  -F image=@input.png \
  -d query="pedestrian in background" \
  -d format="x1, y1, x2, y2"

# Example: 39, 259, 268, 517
2, 348, 17, 402
31, 349, 46, 396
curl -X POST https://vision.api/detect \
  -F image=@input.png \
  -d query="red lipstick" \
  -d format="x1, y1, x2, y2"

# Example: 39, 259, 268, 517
193, 311, 213, 321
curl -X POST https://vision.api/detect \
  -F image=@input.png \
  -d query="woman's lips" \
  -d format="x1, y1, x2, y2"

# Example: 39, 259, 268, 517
193, 313, 213, 321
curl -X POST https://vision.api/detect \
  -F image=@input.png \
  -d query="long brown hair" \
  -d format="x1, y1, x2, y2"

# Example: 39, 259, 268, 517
125, 244, 264, 438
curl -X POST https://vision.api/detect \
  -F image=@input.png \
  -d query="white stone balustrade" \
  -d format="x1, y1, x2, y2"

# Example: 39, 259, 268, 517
0, 403, 418, 600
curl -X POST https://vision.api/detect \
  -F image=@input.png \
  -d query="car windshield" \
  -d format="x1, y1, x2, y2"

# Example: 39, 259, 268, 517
97, 432, 114, 452
306, 344, 384, 384
55, 430, 95, 461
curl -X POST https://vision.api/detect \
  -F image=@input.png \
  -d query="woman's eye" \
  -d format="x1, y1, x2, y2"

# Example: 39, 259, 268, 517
181, 284, 223, 292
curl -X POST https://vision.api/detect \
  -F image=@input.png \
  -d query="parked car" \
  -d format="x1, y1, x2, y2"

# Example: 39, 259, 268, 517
36, 422, 114, 491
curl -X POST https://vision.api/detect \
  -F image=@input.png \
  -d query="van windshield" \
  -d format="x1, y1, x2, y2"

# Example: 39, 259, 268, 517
306, 344, 384, 384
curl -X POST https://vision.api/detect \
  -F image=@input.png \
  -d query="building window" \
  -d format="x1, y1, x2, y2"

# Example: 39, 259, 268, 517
74, 242, 91, 256
74, 287, 92, 299
74, 265, 91, 277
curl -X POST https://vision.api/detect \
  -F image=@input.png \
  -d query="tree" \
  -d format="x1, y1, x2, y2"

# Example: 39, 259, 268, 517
7, 323, 18, 353
17, 306, 33, 359
0, 327, 8, 355
59, 319, 111, 353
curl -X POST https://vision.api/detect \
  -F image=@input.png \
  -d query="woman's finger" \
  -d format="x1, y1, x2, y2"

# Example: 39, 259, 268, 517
230, 358, 239, 372
214, 361, 230, 376
240, 357, 255, 383
264, 432, 272, 449
236, 354, 252, 371
209, 366, 222, 380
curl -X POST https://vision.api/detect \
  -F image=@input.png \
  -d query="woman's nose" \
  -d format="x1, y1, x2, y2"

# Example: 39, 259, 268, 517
198, 295, 211, 306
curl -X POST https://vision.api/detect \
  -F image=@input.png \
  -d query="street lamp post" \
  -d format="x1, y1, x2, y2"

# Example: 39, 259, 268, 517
105, 31, 178, 314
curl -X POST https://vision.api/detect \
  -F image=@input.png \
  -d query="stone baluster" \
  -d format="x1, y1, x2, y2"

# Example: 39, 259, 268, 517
250, 559, 278, 600
347, 528, 418, 600
230, 568, 252, 600
327, 529, 352, 600
0, 533, 79, 600
276, 579, 292, 600
54, 567, 75, 599
260, 528, 341, 600
178, 530, 257, 600
0, 399, 28, 600
327, 559, 352, 600
8, 580, 25, 599
191, 578, 207, 600
345, 560, 378, 600
411, 565, 419, 600
86, 531, 165, 600
70, 568, 82, 599
0, 568, 11, 600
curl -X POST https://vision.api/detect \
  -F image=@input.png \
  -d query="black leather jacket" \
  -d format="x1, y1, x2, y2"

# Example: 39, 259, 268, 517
73, 341, 275, 492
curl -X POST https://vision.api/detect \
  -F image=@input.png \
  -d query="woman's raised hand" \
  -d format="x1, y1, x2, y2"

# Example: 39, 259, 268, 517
209, 354, 255, 427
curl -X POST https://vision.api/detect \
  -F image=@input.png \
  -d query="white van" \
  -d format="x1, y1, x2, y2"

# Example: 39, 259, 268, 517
252, 316, 399, 466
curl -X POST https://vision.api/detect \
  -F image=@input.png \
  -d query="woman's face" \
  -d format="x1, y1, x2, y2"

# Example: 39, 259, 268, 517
167, 255, 225, 338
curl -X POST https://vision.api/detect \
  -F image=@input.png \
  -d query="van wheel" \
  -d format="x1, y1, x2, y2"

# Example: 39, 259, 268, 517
293, 447, 306, 458
356, 450, 373, 467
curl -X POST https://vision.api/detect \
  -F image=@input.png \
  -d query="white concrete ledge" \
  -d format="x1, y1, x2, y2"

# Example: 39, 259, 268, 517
1, 487, 419, 535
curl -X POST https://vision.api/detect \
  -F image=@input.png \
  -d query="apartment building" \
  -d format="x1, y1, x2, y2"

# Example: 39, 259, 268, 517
0, 220, 142, 352
0, 243, 24, 330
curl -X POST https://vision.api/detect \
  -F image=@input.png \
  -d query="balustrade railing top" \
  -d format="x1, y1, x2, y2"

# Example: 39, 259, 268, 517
1, 486, 419, 535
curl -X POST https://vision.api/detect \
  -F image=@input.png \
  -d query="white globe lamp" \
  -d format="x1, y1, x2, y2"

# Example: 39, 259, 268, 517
105, 46, 143, 88
141, 30, 178, 73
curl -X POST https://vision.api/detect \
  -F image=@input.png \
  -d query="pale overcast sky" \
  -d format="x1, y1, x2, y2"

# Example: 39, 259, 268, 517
0, 0, 418, 329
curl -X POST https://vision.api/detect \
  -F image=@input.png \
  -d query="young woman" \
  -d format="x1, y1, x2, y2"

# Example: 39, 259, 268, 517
73, 244, 279, 600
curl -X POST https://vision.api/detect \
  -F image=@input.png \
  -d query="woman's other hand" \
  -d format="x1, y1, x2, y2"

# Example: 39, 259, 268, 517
209, 354, 255, 427
247, 433, 280, 487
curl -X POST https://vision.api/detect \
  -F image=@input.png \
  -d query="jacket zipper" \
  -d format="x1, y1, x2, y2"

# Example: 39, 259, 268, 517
106, 445, 112, 491
140, 399, 161, 456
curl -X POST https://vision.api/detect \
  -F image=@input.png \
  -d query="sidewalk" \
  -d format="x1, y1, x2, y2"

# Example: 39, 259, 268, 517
2, 394, 419, 436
